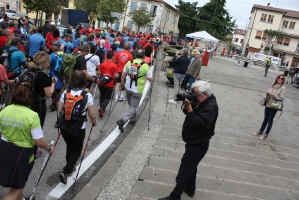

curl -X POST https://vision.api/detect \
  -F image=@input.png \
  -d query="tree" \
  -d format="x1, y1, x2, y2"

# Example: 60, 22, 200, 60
96, 0, 127, 27
74, 0, 99, 23
196, 0, 236, 41
128, 8, 153, 32
175, 0, 200, 38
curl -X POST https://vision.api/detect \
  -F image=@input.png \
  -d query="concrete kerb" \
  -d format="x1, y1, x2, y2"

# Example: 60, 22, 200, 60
73, 52, 162, 200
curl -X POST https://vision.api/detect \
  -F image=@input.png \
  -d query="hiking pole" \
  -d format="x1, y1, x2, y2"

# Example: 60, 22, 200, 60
48, 89, 64, 108
92, 83, 98, 101
29, 141, 54, 200
72, 124, 95, 192
147, 57, 154, 131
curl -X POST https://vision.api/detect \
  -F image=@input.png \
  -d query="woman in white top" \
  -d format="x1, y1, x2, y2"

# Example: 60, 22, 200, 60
85, 45, 100, 90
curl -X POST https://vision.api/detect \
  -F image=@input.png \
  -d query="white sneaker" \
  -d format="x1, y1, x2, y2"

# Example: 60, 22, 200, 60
168, 99, 177, 104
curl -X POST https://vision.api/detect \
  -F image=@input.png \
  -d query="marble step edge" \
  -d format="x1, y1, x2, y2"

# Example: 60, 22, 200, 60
156, 137, 299, 161
148, 155, 299, 183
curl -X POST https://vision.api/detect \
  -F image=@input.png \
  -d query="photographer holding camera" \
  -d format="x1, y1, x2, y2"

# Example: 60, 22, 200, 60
159, 80, 218, 200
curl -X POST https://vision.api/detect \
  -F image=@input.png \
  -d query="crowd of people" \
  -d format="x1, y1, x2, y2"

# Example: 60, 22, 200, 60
0, 14, 158, 199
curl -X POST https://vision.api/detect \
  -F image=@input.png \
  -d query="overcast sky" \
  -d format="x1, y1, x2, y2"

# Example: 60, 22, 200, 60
164, 0, 299, 30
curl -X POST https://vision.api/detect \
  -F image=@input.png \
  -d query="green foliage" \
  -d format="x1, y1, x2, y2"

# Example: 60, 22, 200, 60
264, 29, 280, 39
74, 0, 98, 22
96, 0, 127, 26
196, 0, 236, 41
175, 0, 200, 37
128, 8, 153, 32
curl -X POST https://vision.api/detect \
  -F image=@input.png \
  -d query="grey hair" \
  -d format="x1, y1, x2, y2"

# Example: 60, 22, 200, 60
182, 48, 189, 56
191, 81, 213, 96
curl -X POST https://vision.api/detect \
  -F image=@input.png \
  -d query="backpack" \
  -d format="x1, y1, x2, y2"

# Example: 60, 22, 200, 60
63, 90, 88, 121
127, 61, 146, 88
54, 52, 65, 75
60, 52, 81, 81
18, 69, 44, 101
96, 47, 105, 63
0, 47, 18, 71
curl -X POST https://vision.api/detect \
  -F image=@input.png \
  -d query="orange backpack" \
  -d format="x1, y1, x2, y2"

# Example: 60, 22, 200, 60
64, 90, 88, 121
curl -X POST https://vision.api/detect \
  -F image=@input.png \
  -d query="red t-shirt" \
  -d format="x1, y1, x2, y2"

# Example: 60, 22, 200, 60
138, 39, 145, 47
0, 64, 8, 86
46, 32, 54, 49
114, 50, 133, 73
0, 36, 8, 49
98, 61, 117, 88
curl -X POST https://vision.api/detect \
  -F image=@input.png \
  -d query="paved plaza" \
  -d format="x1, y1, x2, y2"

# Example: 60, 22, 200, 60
74, 50, 299, 200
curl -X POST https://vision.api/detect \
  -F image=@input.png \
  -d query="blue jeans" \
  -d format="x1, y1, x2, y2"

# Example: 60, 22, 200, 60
188, 75, 196, 91
260, 106, 277, 134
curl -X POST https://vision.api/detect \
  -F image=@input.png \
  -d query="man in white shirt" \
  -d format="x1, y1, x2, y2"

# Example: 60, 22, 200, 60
85, 45, 100, 90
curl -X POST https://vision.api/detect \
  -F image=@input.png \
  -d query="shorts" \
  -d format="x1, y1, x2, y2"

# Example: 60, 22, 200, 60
116, 72, 122, 83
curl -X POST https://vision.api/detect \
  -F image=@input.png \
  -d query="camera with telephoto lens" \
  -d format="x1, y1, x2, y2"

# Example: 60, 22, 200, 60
176, 91, 197, 102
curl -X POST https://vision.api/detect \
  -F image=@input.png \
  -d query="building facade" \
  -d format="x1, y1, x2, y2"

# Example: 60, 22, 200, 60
243, 4, 299, 66
233, 28, 245, 47
0, 0, 18, 12
114, 0, 180, 36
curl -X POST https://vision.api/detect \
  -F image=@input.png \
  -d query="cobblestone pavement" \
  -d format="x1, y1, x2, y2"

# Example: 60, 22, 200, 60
74, 49, 299, 200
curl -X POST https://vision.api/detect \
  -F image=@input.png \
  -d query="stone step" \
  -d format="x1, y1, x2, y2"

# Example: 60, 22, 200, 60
131, 179, 295, 200
159, 127, 299, 159
148, 154, 299, 183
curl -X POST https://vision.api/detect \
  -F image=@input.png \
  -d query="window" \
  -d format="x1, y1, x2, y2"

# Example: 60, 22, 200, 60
282, 20, 289, 28
140, 3, 147, 10
235, 38, 239, 42
283, 38, 290, 46
240, 39, 244, 44
147, 25, 153, 33
127, 21, 134, 31
150, 5, 157, 17
130, 1, 137, 12
255, 30, 262, 39
6, 5, 9, 9
162, 10, 167, 21
260, 14, 267, 21
168, 12, 172, 23
277, 36, 283, 44
262, 33, 267, 40
289, 21, 296, 29
267, 15, 274, 23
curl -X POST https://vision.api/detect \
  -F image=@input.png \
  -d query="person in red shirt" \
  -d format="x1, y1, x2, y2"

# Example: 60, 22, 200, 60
113, 42, 133, 102
0, 29, 8, 49
97, 50, 118, 118
138, 37, 145, 47
46, 27, 54, 51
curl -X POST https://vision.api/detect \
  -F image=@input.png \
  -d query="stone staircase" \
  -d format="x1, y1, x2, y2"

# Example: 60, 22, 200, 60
129, 106, 299, 200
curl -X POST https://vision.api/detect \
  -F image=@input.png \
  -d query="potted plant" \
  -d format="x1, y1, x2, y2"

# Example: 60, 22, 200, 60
166, 49, 176, 56
165, 69, 174, 86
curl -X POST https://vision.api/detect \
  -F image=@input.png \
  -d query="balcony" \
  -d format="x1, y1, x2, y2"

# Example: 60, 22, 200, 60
279, 27, 299, 38
273, 44, 299, 56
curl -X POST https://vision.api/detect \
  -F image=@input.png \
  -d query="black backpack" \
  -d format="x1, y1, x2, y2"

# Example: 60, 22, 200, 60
0, 46, 18, 71
96, 47, 105, 63
18, 69, 45, 101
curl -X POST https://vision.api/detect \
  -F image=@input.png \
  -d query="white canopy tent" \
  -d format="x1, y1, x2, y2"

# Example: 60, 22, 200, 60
185, 31, 219, 43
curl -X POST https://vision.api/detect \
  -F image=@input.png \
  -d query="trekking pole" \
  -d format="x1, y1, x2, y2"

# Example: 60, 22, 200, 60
29, 141, 54, 200
92, 83, 98, 101
48, 89, 64, 108
72, 124, 95, 192
147, 57, 154, 131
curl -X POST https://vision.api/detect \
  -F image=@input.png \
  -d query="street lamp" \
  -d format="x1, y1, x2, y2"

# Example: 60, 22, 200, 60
16, 0, 19, 12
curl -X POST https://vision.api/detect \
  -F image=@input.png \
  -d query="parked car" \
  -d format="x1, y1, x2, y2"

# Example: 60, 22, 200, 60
4, 9, 17, 18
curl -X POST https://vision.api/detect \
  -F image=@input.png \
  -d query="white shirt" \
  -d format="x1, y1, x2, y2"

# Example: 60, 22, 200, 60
60, 90, 93, 129
85, 54, 100, 76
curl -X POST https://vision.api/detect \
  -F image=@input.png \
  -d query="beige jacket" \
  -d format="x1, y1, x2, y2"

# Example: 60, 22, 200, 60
188, 58, 202, 77
266, 84, 286, 108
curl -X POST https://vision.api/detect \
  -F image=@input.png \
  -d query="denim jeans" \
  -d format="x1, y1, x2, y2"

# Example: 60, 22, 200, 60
188, 75, 196, 91
260, 106, 278, 134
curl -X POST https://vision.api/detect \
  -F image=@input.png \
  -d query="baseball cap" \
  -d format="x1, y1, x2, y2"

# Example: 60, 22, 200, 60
11, 37, 24, 45
79, 44, 91, 52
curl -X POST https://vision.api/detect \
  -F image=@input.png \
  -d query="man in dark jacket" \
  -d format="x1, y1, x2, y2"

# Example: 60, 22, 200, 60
168, 48, 190, 104
160, 80, 218, 200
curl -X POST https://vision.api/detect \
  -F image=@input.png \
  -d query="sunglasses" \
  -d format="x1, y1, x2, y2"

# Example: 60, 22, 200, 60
277, 77, 284, 80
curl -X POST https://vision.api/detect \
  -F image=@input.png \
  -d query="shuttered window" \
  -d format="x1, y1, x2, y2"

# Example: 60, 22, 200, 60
277, 37, 284, 44
283, 38, 290, 46
255, 31, 262, 39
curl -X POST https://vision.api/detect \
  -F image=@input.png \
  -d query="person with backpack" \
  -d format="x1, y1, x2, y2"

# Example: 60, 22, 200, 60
0, 82, 54, 200
114, 42, 133, 102
97, 50, 118, 118
96, 39, 106, 64
85, 45, 100, 90
116, 49, 153, 132
65, 35, 74, 54
4, 38, 29, 106
57, 70, 97, 184
49, 40, 64, 112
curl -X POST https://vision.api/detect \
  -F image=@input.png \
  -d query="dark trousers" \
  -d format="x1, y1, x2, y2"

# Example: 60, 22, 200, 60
264, 65, 270, 76
260, 106, 277, 134
51, 89, 61, 108
181, 75, 189, 91
61, 129, 85, 174
98, 84, 113, 112
31, 100, 47, 128
170, 142, 210, 200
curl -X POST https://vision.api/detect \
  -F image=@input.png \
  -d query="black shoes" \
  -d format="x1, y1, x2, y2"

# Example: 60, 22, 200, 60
59, 172, 68, 185
117, 119, 125, 132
